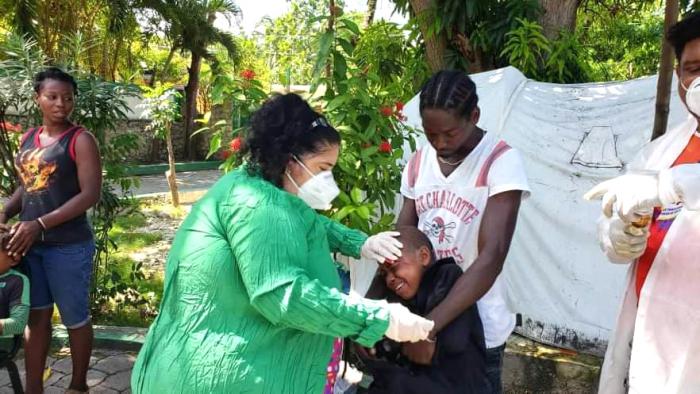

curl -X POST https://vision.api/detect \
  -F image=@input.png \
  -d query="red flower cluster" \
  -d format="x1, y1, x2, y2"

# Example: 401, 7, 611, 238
229, 137, 242, 152
395, 101, 407, 122
380, 106, 394, 117
0, 121, 22, 133
379, 102, 407, 121
240, 69, 256, 81
378, 140, 392, 154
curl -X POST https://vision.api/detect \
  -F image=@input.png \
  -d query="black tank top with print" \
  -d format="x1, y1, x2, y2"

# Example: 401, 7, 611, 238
15, 126, 93, 244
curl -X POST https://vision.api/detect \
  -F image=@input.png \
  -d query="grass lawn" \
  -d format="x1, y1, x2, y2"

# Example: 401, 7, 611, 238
52, 205, 172, 328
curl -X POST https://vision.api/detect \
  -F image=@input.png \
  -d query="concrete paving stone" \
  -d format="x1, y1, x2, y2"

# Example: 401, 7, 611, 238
52, 357, 73, 374
93, 349, 126, 358
13, 358, 24, 371
90, 386, 119, 394
51, 369, 107, 390
0, 370, 11, 387
0, 387, 16, 394
92, 355, 135, 374
43, 370, 66, 386
52, 374, 71, 389
87, 369, 108, 388
101, 370, 131, 391
43, 386, 64, 394
0, 358, 23, 387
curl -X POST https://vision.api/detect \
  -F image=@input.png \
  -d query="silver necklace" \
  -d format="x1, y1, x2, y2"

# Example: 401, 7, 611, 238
437, 156, 465, 166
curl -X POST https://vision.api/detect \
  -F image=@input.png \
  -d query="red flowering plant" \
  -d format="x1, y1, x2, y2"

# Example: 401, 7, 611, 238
308, 16, 417, 234
240, 69, 256, 81
194, 67, 268, 172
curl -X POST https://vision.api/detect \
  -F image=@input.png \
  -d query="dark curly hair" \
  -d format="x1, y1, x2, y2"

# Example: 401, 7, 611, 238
419, 70, 478, 119
34, 67, 78, 94
242, 93, 340, 186
668, 11, 700, 62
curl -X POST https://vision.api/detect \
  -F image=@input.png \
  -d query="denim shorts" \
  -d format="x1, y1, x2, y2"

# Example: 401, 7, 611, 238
23, 239, 95, 329
485, 344, 506, 394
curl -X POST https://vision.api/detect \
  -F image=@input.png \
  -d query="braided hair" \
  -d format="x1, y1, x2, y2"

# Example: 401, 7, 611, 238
242, 93, 340, 186
419, 70, 478, 119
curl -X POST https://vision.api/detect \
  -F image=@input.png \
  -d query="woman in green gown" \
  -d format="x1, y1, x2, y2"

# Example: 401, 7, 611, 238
131, 94, 433, 394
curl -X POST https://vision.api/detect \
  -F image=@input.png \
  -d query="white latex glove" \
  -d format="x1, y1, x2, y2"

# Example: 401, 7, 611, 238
598, 215, 650, 263
384, 303, 434, 343
361, 231, 403, 263
584, 173, 661, 223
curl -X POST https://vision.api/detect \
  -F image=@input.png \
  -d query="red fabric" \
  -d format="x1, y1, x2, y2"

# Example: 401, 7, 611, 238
69, 129, 84, 161
20, 128, 36, 146
407, 148, 423, 188
475, 141, 510, 187
34, 125, 79, 148
635, 133, 700, 298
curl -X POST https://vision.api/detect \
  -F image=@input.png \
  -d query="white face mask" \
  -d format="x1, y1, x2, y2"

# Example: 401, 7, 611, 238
682, 77, 700, 117
286, 156, 340, 210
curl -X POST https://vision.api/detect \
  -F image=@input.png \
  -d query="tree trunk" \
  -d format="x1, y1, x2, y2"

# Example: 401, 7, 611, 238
110, 37, 124, 81
165, 126, 180, 207
184, 52, 202, 160
149, 138, 162, 163
365, 0, 377, 27
154, 45, 177, 88
409, 0, 446, 72
538, 0, 581, 40
652, 0, 680, 141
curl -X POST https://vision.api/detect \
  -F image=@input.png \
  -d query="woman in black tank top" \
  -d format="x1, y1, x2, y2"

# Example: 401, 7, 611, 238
0, 68, 101, 394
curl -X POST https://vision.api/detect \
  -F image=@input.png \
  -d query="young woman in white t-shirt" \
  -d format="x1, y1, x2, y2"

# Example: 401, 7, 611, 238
397, 70, 530, 393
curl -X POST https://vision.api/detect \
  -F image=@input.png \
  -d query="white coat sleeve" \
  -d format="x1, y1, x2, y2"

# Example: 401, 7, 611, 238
658, 163, 700, 211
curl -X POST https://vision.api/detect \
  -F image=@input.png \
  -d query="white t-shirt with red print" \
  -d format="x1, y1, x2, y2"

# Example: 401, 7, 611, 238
400, 132, 530, 348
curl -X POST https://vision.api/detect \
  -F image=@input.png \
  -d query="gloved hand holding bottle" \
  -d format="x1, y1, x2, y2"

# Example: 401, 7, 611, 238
345, 293, 434, 342
383, 302, 434, 343
584, 172, 662, 223
597, 214, 650, 263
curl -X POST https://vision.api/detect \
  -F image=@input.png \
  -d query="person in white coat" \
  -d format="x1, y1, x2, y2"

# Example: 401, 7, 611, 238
585, 12, 700, 393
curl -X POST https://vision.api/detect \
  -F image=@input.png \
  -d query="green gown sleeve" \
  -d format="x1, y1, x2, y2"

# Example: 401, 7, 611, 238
317, 214, 368, 258
1, 272, 29, 336
226, 204, 388, 347
1, 304, 29, 336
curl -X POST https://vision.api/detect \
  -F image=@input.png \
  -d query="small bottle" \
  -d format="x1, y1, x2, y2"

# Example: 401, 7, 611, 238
631, 208, 653, 228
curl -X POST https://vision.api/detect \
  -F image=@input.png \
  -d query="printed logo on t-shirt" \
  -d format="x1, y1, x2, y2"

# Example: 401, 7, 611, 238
423, 216, 456, 244
16, 147, 57, 193
415, 190, 480, 225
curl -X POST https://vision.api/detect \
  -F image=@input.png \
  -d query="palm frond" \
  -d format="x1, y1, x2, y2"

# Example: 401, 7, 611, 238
11, 0, 39, 39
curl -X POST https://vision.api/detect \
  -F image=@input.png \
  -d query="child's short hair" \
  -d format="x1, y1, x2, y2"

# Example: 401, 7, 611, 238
396, 226, 434, 257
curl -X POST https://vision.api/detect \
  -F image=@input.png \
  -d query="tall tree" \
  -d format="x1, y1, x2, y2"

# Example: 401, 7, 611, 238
139, 0, 239, 160
365, 0, 378, 27
258, 0, 328, 85
0, 0, 39, 38
409, 0, 446, 72
652, 0, 680, 140
391, 0, 446, 72
538, 0, 580, 40
392, 0, 541, 73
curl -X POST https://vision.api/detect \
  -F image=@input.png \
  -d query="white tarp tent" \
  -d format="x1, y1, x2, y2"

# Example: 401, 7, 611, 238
396, 66, 691, 356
